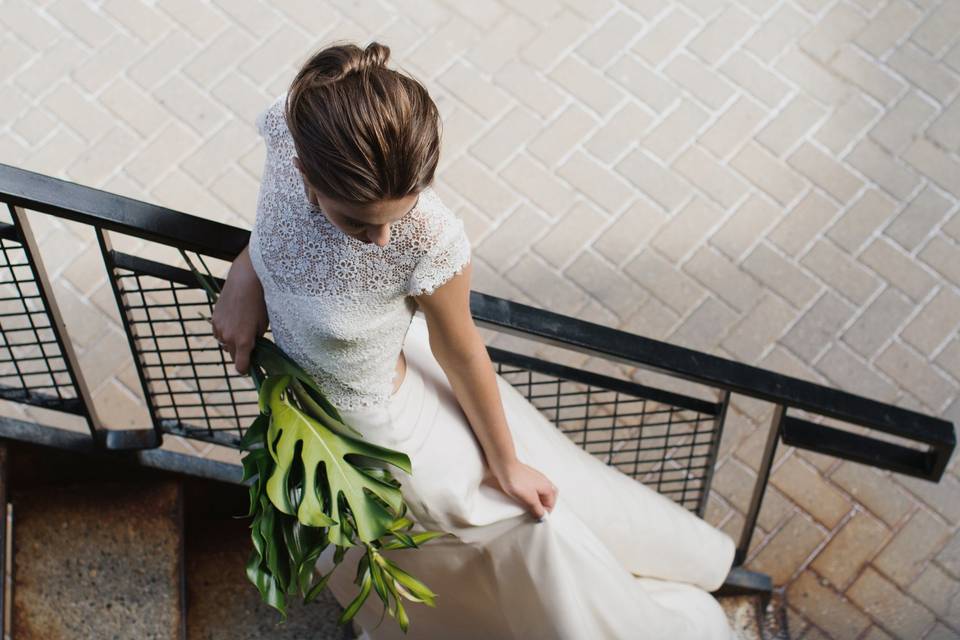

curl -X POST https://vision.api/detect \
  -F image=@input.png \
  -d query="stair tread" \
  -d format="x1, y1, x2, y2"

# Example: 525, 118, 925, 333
186, 514, 347, 640
12, 477, 184, 640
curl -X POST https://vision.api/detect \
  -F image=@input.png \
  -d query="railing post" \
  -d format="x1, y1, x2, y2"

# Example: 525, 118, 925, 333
8, 205, 104, 441
736, 403, 785, 566
93, 227, 162, 450
698, 389, 730, 520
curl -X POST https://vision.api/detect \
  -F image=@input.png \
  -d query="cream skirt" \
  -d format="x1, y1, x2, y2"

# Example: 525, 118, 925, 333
314, 313, 737, 640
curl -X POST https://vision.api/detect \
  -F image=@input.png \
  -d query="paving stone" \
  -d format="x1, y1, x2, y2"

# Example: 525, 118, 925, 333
906, 562, 960, 629
811, 509, 890, 590
770, 190, 838, 257
869, 90, 938, 154
875, 342, 955, 411
721, 294, 795, 364
563, 251, 648, 321
623, 249, 706, 317
606, 54, 680, 114
918, 235, 960, 283
847, 138, 922, 202
699, 95, 768, 160
583, 102, 649, 164
857, 237, 938, 303
847, 566, 937, 639
749, 512, 826, 585
548, 55, 626, 117
873, 507, 952, 588
592, 199, 666, 267
631, 7, 699, 66
710, 194, 780, 262
814, 343, 899, 403
615, 148, 692, 212
742, 242, 820, 310
815, 93, 880, 157
800, 238, 882, 307
829, 463, 916, 527
494, 60, 567, 120
575, 10, 644, 67
832, 44, 906, 106
650, 195, 725, 263
643, 99, 710, 163
841, 286, 915, 358
720, 50, 791, 109
668, 296, 740, 354
771, 453, 853, 529
474, 106, 542, 170
557, 150, 634, 214
781, 290, 855, 362
787, 569, 872, 639
683, 245, 764, 314
534, 201, 607, 268
903, 138, 960, 199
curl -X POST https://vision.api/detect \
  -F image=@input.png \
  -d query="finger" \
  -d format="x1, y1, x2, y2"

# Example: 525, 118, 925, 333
538, 484, 558, 510
529, 496, 545, 520
235, 350, 250, 376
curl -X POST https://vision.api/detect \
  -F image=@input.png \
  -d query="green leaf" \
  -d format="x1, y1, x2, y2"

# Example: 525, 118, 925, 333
338, 566, 373, 626
240, 412, 269, 449
245, 550, 287, 623
178, 249, 220, 303
379, 555, 437, 607
260, 374, 413, 544
382, 530, 452, 550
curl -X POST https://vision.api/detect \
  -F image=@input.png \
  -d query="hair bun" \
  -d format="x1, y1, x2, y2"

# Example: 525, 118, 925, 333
335, 42, 391, 80
292, 41, 392, 88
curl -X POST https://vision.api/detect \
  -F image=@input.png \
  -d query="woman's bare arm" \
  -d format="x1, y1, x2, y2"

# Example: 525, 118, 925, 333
211, 243, 268, 375
413, 262, 558, 520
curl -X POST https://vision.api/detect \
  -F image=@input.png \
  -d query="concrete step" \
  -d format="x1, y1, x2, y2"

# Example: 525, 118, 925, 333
718, 590, 791, 640
183, 476, 349, 640
10, 475, 184, 639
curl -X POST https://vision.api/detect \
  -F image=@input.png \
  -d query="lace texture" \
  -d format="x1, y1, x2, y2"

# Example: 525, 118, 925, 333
247, 94, 472, 411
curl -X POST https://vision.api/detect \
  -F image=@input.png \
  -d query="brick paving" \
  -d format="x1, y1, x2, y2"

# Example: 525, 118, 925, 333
1, 1, 959, 638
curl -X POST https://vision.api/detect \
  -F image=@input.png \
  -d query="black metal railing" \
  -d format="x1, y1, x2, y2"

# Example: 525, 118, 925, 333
0, 161, 955, 595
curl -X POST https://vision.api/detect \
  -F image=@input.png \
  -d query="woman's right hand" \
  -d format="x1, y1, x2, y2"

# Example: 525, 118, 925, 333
211, 245, 268, 375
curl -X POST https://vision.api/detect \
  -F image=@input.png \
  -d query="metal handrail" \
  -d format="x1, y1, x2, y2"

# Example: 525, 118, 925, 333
2, 161, 953, 479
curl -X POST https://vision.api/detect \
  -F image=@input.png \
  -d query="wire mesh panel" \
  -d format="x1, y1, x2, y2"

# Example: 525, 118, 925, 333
109, 252, 260, 445
488, 347, 721, 514
0, 221, 82, 414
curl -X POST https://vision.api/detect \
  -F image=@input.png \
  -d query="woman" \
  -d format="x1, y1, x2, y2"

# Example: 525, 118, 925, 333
212, 40, 738, 639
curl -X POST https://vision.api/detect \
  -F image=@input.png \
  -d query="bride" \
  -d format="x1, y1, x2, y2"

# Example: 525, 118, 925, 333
212, 40, 738, 640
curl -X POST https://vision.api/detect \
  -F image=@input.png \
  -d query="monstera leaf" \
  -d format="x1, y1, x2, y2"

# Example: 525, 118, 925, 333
259, 374, 413, 545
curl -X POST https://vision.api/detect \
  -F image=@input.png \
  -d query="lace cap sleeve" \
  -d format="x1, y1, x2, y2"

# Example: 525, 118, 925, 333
255, 94, 288, 148
407, 193, 472, 297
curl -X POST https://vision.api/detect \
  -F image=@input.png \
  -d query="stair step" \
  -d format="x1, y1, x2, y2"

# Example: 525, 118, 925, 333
183, 477, 348, 640
11, 476, 184, 639
717, 590, 791, 640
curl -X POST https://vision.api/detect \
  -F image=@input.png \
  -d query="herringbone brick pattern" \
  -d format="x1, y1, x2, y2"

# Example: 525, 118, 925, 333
1, 1, 958, 637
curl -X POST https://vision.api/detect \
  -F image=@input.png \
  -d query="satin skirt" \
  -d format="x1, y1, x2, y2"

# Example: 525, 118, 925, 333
314, 313, 737, 640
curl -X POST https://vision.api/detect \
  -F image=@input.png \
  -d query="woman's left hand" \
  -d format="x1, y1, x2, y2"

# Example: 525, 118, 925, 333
495, 460, 558, 521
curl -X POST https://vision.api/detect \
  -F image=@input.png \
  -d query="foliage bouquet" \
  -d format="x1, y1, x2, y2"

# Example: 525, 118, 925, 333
181, 250, 451, 634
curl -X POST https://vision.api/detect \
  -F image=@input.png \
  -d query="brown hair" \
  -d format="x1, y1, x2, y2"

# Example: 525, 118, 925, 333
285, 41, 442, 206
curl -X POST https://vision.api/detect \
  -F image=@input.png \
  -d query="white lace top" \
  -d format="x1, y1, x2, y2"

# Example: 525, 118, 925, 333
247, 94, 472, 412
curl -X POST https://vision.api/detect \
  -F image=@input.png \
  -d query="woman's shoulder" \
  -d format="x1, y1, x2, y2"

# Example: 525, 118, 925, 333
255, 93, 291, 151
408, 188, 465, 243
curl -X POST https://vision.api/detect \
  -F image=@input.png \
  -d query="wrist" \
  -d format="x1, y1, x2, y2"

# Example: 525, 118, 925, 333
490, 455, 520, 482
